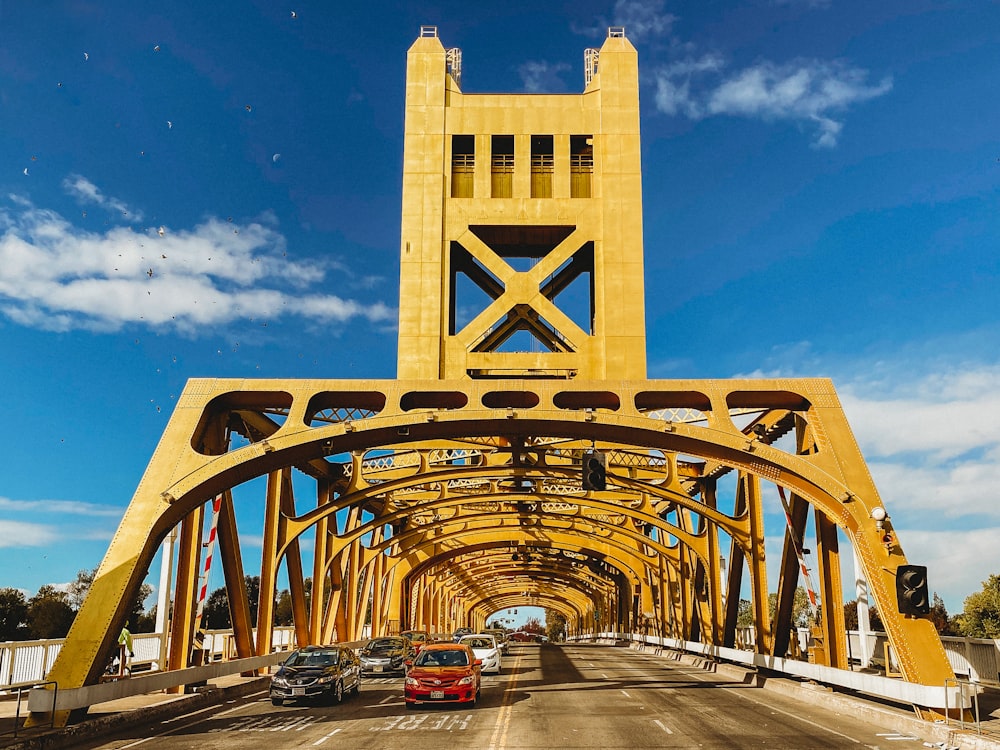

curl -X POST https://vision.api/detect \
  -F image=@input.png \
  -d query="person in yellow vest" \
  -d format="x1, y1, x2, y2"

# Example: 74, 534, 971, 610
117, 625, 134, 676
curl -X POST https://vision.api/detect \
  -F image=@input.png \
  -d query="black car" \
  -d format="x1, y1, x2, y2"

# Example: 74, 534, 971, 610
270, 645, 361, 706
359, 636, 415, 675
452, 627, 473, 642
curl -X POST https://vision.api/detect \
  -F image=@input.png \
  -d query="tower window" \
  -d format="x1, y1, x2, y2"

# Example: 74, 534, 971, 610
571, 135, 593, 198
530, 135, 553, 198
451, 135, 475, 198
491, 135, 514, 198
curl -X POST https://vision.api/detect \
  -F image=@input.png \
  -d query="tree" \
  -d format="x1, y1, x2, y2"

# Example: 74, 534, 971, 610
27, 586, 75, 639
927, 593, 955, 635
199, 575, 267, 630
843, 600, 884, 631
545, 608, 566, 642
202, 587, 231, 629
522, 616, 544, 635
66, 567, 153, 630
735, 599, 753, 628
0, 588, 28, 641
956, 574, 1000, 638
767, 588, 815, 628
274, 590, 293, 626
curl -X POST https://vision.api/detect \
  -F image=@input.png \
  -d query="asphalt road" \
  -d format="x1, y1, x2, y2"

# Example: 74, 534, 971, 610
65, 642, 943, 749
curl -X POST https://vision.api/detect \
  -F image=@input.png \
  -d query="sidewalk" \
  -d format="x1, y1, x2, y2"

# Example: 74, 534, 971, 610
0, 674, 269, 750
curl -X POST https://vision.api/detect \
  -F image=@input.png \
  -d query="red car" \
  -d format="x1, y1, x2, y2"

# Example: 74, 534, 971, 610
404, 642, 481, 708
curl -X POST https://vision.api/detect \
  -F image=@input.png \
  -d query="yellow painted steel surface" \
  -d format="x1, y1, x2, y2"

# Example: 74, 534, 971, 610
33, 26, 958, 727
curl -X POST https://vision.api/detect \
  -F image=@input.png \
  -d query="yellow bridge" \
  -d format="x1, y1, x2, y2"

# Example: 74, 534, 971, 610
32, 25, 960, 726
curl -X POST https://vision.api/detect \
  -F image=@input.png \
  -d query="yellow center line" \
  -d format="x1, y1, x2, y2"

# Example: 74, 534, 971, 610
487, 652, 521, 750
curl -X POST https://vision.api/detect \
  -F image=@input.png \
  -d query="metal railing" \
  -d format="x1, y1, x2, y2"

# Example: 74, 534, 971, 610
2, 679, 56, 739
944, 677, 982, 734
1, 627, 296, 690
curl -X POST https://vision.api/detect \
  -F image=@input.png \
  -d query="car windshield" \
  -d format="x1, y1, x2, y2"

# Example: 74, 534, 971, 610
464, 638, 493, 649
367, 639, 402, 651
415, 649, 469, 667
285, 649, 338, 667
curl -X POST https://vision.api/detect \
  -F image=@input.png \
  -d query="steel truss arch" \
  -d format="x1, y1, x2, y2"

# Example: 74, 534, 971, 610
38, 377, 957, 725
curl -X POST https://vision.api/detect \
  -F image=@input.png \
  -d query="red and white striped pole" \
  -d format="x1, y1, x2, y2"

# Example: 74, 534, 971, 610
192, 496, 223, 655
776, 486, 819, 618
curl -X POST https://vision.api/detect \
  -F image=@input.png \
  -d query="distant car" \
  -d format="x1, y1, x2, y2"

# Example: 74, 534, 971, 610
359, 636, 414, 675
269, 645, 361, 706
452, 627, 473, 642
508, 630, 538, 642
404, 642, 482, 708
483, 628, 509, 654
400, 630, 430, 653
459, 634, 502, 674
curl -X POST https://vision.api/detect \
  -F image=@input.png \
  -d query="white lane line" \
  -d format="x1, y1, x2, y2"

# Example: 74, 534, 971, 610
313, 726, 342, 745
601, 673, 609, 679
621, 690, 631, 698
653, 719, 673, 734
706, 680, 862, 744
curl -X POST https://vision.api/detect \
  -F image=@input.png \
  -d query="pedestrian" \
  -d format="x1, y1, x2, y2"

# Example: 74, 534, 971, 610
118, 625, 134, 675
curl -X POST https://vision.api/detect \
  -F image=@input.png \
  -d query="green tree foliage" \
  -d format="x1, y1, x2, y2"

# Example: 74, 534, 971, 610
274, 590, 293, 626
0, 588, 28, 641
202, 587, 231, 629
735, 588, 814, 630
736, 599, 753, 628
66, 568, 153, 631
545, 608, 566, 642
956, 574, 1000, 638
27, 586, 75, 639
201, 576, 284, 630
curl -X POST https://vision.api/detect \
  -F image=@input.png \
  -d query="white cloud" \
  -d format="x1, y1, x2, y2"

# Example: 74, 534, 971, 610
0, 497, 123, 517
573, 0, 675, 44
892, 528, 1000, 612
62, 174, 143, 222
0, 520, 59, 548
654, 58, 892, 147
0, 190, 396, 333
517, 61, 571, 93
612, 0, 676, 41
736, 356, 1000, 609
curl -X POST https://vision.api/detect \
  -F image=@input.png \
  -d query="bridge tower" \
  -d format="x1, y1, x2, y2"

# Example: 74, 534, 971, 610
398, 26, 645, 381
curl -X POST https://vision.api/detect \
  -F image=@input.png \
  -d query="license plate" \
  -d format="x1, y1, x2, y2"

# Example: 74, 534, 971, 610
374, 666, 383, 673
430, 690, 444, 699
292, 688, 305, 696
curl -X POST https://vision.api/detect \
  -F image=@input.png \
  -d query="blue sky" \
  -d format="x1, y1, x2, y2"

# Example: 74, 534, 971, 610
0, 0, 998, 623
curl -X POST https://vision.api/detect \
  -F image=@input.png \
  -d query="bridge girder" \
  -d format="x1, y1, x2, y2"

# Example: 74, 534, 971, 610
36, 376, 957, 725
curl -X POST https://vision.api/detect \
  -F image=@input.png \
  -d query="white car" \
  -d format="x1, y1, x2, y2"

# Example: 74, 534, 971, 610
459, 634, 502, 674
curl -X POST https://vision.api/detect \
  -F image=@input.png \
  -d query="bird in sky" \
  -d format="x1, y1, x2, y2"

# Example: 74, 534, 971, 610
147, 268, 154, 278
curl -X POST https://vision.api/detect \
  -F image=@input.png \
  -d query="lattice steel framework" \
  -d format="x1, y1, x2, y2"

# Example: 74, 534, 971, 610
34, 26, 959, 727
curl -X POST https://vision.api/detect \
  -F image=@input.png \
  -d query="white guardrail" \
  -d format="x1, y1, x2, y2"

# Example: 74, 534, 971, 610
4, 627, 998, 694
1, 628, 296, 691
568, 629, 1000, 694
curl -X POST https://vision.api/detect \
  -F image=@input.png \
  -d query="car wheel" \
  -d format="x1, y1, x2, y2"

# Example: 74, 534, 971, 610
271, 698, 283, 707
334, 680, 344, 704
351, 676, 362, 696
406, 701, 416, 710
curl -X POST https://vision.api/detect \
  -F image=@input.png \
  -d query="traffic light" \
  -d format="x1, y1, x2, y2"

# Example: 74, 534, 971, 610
582, 449, 607, 491
895, 564, 930, 615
